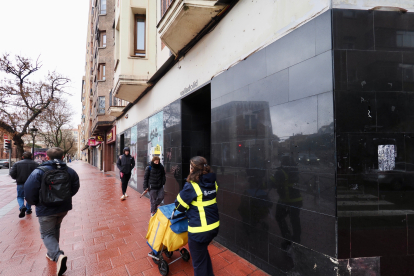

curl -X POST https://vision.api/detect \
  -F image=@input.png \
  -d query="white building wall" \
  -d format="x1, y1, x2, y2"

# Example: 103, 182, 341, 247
116, 0, 414, 132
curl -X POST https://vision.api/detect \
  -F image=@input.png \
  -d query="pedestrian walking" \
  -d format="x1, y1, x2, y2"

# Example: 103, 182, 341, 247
174, 156, 219, 276
117, 147, 135, 200
143, 156, 166, 216
9, 152, 38, 218
24, 147, 80, 276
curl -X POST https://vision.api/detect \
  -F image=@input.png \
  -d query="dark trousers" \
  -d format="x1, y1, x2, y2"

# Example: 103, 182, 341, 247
276, 202, 302, 243
121, 173, 131, 194
149, 188, 164, 213
188, 238, 214, 276
38, 211, 68, 262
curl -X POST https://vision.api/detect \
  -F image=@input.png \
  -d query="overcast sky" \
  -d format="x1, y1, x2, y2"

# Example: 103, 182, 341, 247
0, 0, 89, 128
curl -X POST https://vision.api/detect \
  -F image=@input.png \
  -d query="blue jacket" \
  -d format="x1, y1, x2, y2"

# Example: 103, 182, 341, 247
24, 160, 80, 217
175, 173, 219, 243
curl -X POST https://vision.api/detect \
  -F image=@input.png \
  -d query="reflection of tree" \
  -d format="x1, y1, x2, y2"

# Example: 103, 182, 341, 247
163, 102, 180, 129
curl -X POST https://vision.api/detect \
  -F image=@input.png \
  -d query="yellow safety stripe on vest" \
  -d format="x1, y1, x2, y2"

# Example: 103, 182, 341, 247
188, 221, 220, 233
188, 181, 219, 233
190, 181, 203, 198
177, 194, 189, 209
191, 198, 217, 207
190, 181, 207, 226
280, 169, 303, 202
215, 181, 218, 191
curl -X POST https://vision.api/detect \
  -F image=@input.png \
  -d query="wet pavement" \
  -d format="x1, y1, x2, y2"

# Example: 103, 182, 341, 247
0, 161, 268, 276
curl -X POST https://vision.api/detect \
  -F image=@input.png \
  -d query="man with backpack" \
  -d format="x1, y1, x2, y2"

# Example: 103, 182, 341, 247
143, 156, 166, 216
9, 152, 38, 218
24, 147, 80, 276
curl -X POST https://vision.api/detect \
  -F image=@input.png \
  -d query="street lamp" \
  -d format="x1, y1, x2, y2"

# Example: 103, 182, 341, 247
29, 127, 38, 159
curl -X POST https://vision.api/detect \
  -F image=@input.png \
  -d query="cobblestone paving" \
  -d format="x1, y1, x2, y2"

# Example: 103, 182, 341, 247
0, 161, 269, 276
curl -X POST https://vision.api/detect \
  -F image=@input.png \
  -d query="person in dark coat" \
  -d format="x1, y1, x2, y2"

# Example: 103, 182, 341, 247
117, 147, 135, 200
24, 147, 80, 276
174, 156, 219, 276
143, 156, 166, 216
9, 152, 39, 218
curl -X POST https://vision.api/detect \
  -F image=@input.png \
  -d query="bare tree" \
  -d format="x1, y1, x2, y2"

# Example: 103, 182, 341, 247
0, 54, 70, 158
36, 100, 77, 156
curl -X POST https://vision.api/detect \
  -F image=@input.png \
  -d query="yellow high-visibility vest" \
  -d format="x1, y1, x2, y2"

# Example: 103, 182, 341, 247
177, 181, 220, 233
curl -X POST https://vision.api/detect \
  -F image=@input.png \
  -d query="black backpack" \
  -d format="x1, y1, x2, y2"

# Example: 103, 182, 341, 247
38, 163, 72, 207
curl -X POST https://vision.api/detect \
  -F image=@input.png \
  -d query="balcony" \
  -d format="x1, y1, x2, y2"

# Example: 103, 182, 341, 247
108, 93, 127, 117
158, 0, 227, 56
113, 75, 150, 102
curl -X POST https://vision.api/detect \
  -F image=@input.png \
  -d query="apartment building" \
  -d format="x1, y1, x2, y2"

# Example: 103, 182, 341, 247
80, 2, 95, 163
81, 0, 117, 170
109, 0, 414, 275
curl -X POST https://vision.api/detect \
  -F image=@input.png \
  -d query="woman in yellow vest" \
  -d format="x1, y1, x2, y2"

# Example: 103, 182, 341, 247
175, 156, 219, 276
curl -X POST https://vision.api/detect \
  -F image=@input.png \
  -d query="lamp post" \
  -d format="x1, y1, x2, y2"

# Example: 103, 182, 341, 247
29, 127, 38, 159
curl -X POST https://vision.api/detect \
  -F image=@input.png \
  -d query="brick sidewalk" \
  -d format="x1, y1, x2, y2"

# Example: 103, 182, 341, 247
0, 161, 268, 276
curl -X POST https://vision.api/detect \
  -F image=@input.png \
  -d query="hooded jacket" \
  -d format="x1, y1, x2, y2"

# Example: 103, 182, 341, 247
24, 160, 80, 217
9, 158, 39, 185
116, 152, 135, 174
143, 161, 166, 190
175, 173, 219, 243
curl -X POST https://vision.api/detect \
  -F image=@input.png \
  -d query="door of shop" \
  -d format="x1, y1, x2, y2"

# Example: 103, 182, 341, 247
181, 84, 211, 188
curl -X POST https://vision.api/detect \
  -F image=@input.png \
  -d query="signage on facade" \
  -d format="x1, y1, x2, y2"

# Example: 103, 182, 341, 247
3, 134, 8, 140
180, 80, 198, 96
88, 138, 101, 147
107, 126, 116, 144
96, 135, 104, 142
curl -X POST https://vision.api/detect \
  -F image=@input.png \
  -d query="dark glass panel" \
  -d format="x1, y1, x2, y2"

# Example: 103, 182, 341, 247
376, 92, 406, 133
347, 51, 403, 92
333, 9, 374, 50
335, 91, 377, 133
374, 11, 414, 52
338, 217, 351, 259
334, 50, 347, 91
403, 52, 414, 92
351, 216, 407, 258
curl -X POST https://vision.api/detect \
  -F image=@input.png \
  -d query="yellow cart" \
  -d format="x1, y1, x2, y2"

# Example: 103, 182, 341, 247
146, 203, 190, 275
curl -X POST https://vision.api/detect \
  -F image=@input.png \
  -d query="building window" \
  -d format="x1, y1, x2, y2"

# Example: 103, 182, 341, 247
100, 31, 106, 47
161, 0, 173, 17
396, 31, 414, 48
98, 64, 106, 80
98, 96, 105, 114
244, 114, 258, 130
100, 0, 106, 14
134, 15, 146, 57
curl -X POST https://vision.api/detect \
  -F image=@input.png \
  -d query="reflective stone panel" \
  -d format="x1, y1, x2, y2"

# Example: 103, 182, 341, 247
374, 11, 414, 52
334, 9, 414, 268
211, 10, 336, 273
163, 100, 182, 202
333, 9, 374, 50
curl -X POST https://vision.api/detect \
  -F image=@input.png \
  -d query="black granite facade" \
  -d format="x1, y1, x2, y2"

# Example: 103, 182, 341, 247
211, 10, 336, 275
334, 9, 414, 276
135, 119, 149, 194
163, 100, 182, 204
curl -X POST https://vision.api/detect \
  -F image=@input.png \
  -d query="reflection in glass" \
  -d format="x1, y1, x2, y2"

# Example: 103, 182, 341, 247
271, 156, 302, 248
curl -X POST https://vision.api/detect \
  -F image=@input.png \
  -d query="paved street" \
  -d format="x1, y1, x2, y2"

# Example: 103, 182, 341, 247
0, 161, 268, 276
